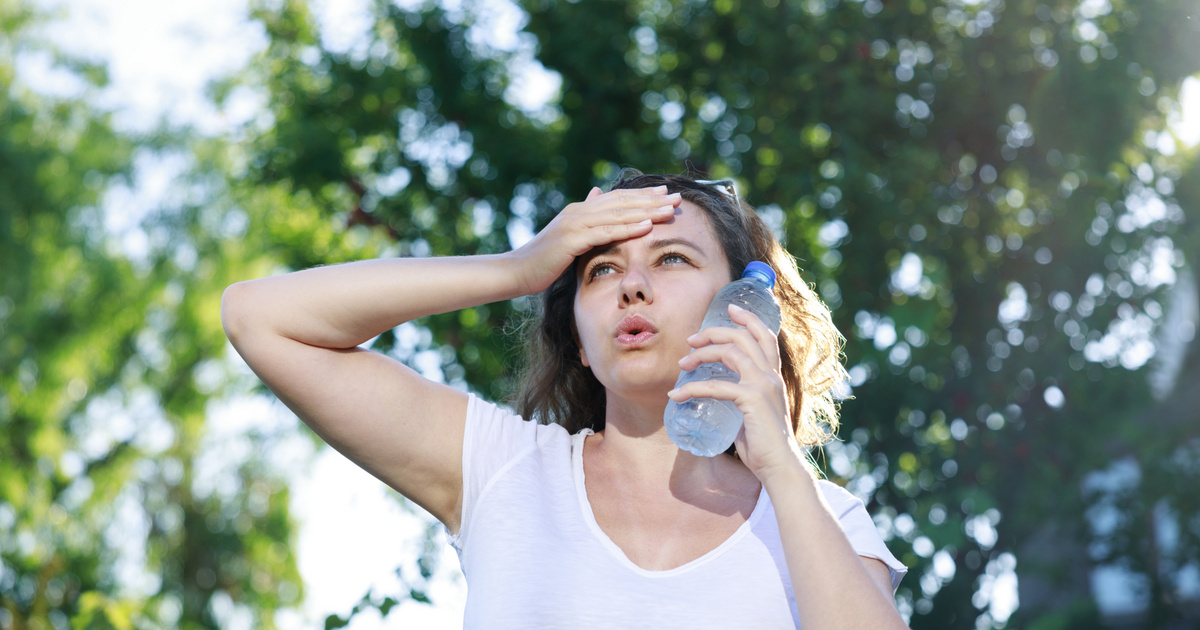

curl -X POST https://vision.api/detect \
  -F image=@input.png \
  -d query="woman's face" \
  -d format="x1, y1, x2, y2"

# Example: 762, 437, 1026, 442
573, 200, 734, 403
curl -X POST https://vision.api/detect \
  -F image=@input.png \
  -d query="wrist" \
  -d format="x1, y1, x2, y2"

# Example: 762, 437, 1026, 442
755, 443, 818, 494
484, 250, 528, 297
496, 248, 535, 297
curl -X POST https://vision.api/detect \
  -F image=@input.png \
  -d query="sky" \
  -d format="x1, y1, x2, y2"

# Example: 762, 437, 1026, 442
15, 0, 1200, 627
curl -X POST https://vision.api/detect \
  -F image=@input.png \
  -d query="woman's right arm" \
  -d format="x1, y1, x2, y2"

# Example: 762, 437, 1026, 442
220, 186, 679, 533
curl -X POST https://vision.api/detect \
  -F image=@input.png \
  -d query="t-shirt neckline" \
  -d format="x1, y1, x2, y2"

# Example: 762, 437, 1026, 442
571, 430, 768, 578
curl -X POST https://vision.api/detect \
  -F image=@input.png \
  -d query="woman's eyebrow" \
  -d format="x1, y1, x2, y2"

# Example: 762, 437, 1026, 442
582, 242, 620, 262
580, 237, 706, 266
648, 237, 704, 253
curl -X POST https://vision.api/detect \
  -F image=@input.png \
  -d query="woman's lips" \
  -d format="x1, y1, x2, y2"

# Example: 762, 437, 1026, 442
616, 314, 658, 347
616, 330, 657, 346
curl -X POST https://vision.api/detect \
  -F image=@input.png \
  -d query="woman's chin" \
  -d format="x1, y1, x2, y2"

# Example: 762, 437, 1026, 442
602, 374, 676, 403
590, 355, 683, 399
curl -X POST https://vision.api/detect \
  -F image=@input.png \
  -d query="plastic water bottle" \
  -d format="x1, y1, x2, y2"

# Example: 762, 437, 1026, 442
665, 261, 782, 457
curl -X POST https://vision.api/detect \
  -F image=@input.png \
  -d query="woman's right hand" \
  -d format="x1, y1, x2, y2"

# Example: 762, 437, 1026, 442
510, 186, 681, 295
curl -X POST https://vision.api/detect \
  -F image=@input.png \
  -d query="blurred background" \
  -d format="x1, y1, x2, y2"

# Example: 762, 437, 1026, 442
2, 0, 1198, 628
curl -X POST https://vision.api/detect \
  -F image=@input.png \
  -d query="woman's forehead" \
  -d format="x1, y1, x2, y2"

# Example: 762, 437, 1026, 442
648, 200, 715, 239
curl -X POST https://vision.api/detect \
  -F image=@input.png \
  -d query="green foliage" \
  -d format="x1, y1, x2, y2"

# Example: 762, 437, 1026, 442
0, 4, 302, 628
224, 0, 1200, 625
5, 0, 1198, 626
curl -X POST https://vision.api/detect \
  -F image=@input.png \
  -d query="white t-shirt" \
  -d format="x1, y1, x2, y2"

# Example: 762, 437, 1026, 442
447, 394, 906, 629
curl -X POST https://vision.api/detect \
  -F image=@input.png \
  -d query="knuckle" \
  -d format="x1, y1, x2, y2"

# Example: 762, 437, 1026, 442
608, 204, 635, 219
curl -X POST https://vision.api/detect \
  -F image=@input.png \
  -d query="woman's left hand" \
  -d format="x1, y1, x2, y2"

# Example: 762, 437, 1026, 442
667, 304, 809, 481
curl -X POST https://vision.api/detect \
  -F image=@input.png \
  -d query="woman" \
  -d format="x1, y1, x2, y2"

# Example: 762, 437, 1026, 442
222, 172, 908, 628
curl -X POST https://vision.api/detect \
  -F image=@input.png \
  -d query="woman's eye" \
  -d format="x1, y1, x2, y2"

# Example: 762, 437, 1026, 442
661, 253, 688, 265
588, 263, 615, 279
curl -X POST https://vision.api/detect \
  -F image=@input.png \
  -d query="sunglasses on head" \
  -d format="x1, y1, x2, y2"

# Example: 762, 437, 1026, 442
694, 179, 741, 207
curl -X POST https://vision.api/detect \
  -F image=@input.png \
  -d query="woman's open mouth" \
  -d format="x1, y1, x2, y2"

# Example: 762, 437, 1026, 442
617, 330, 656, 345
616, 314, 658, 346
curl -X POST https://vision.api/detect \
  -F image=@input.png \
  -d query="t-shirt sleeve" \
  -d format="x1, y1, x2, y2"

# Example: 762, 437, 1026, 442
817, 480, 908, 592
446, 393, 541, 552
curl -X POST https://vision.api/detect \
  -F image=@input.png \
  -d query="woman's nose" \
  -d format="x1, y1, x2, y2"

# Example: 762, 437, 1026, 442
619, 268, 653, 305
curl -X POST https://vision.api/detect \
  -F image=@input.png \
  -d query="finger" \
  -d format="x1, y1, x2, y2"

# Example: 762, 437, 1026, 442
560, 194, 678, 233
583, 190, 681, 217
668, 373, 789, 433
667, 378, 743, 403
574, 186, 672, 212
579, 202, 678, 233
667, 378, 781, 412
563, 186, 671, 213
687, 322, 773, 373
677, 343, 756, 376
571, 218, 656, 250
726, 304, 782, 366
559, 214, 673, 265
551, 202, 670, 253
598, 185, 671, 197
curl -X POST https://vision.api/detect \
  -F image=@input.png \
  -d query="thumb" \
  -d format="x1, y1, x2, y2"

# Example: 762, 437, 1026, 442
586, 186, 603, 201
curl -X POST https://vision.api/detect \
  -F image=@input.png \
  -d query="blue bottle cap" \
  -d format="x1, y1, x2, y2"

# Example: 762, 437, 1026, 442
742, 261, 776, 288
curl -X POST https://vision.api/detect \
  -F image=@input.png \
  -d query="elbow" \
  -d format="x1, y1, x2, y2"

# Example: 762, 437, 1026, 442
220, 281, 254, 347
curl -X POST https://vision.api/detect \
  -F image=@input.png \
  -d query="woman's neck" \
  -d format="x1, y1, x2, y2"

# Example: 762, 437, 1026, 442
591, 392, 756, 499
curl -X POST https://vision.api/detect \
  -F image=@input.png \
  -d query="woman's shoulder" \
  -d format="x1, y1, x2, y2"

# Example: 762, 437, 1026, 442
814, 478, 869, 517
466, 392, 578, 446
812, 477, 909, 589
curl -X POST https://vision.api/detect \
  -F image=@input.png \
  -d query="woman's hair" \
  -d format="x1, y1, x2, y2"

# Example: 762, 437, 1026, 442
511, 170, 847, 448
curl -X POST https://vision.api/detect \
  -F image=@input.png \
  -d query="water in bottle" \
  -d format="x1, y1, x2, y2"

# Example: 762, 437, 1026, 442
665, 261, 783, 457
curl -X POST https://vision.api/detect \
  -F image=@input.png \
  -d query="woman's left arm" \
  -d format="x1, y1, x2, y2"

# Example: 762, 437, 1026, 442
758, 455, 907, 629
669, 304, 908, 630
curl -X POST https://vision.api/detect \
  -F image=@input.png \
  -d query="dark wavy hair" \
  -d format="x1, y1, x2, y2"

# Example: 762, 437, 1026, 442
511, 170, 846, 448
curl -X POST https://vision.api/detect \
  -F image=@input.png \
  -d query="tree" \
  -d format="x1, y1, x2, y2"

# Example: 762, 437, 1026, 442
224, 0, 1200, 625
0, 3, 301, 627
9, 0, 1194, 626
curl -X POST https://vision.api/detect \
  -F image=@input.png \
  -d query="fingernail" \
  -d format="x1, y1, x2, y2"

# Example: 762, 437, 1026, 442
730, 303, 745, 312
667, 389, 680, 400
637, 219, 652, 227
655, 185, 668, 192
659, 205, 675, 212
